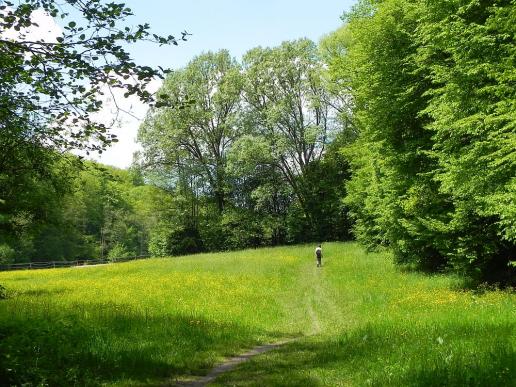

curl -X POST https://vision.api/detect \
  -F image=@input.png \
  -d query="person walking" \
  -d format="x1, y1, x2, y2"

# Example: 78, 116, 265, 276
315, 244, 322, 267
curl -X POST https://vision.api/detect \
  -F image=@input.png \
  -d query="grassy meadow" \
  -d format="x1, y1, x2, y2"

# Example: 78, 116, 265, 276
0, 242, 514, 386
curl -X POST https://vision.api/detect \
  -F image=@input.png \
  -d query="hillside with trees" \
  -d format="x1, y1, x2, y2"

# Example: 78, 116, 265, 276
1, 0, 515, 285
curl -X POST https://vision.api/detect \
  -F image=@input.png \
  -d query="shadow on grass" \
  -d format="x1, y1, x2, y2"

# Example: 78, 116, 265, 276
213, 322, 516, 386
0, 302, 286, 386
397, 256, 516, 291
18, 287, 70, 297
454, 278, 516, 294
0, 286, 70, 301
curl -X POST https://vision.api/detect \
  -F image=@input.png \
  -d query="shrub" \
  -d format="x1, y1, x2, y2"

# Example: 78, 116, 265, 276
0, 244, 15, 265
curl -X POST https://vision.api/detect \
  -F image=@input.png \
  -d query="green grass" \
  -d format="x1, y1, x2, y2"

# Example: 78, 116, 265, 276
0, 243, 514, 386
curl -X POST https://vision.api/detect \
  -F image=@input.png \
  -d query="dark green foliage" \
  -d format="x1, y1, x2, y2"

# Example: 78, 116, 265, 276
240, 39, 343, 237
0, 150, 79, 262
149, 223, 203, 257
0, 158, 177, 262
222, 209, 265, 249
337, 0, 516, 283
301, 140, 352, 242
285, 142, 352, 243
227, 165, 291, 247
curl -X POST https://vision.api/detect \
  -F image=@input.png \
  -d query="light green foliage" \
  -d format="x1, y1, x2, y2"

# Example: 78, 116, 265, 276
227, 135, 273, 175
148, 226, 173, 257
416, 0, 516, 274
138, 51, 249, 252
334, 0, 516, 281
139, 41, 352, 248
337, 0, 441, 264
128, 182, 193, 257
62, 163, 148, 260
139, 50, 243, 214
0, 243, 513, 385
107, 243, 132, 261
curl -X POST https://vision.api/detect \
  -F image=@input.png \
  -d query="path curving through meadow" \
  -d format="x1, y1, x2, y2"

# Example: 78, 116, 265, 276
2, 243, 512, 386
171, 258, 342, 386
171, 338, 299, 386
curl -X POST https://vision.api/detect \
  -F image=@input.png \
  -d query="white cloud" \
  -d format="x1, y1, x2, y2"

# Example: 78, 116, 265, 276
87, 78, 162, 169
1, 8, 62, 43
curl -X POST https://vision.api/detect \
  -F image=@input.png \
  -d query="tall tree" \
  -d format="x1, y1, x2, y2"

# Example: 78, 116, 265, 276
0, 0, 185, 154
416, 0, 516, 278
339, 0, 439, 262
139, 50, 243, 213
240, 39, 341, 226
0, 0, 185, 262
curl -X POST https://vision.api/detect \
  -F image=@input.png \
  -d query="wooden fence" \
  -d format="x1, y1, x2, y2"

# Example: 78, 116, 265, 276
0, 255, 151, 272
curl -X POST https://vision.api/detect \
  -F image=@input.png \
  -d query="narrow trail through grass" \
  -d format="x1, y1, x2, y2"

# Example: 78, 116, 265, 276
0, 243, 514, 386
212, 244, 515, 386
172, 338, 299, 387
302, 264, 342, 337
174, 259, 340, 386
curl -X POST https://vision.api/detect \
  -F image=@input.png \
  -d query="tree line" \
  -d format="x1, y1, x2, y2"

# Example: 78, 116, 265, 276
1, 31, 352, 263
1, 0, 514, 284
328, 0, 515, 284
137, 40, 352, 254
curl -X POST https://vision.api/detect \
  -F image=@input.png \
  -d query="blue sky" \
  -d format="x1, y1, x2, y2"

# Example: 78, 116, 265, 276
124, 0, 355, 70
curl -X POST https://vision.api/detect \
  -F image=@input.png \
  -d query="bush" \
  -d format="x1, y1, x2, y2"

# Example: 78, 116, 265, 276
107, 243, 132, 262
222, 209, 264, 249
0, 244, 15, 265
148, 224, 202, 257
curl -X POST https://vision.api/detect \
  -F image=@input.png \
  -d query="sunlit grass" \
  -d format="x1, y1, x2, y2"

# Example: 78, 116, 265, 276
0, 243, 514, 386
215, 244, 516, 386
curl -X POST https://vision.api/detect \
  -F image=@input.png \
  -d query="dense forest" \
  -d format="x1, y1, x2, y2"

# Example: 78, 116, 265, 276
1, 0, 515, 284
1, 36, 353, 263
339, 0, 516, 284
